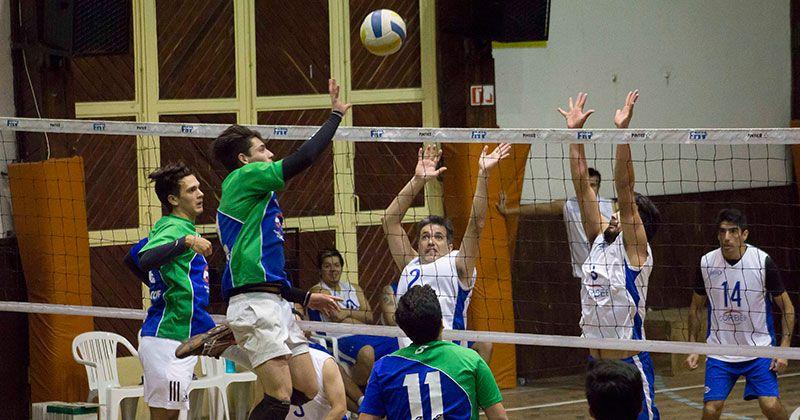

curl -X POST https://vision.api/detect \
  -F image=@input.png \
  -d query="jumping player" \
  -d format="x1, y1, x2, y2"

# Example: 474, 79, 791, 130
183, 79, 348, 419
382, 143, 511, 362
562, 91, 661, 419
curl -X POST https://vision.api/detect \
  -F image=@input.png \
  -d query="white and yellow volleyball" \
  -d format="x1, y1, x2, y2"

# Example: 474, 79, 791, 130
360, 9, 407, 56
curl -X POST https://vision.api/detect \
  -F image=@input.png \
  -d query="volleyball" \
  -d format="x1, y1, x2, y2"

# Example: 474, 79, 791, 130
359, 9, 406, 56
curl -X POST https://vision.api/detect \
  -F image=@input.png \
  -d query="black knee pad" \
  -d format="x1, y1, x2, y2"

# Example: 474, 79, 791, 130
249, 393, 290, 420
291, 387, 312, 406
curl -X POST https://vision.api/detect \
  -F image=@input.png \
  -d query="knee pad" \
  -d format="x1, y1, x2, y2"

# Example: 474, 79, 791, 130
249, 393, 290, 420
291, 388, 312, 406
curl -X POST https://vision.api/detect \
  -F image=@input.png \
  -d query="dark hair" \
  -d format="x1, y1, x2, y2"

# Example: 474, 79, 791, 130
318, 248, 344, 269
211, 124, 265, 172
395, 285, 442, 345
148, 162, 193, 212
418, 215, 454, 244
587, 167, 601, 184
586, 360, 643, 420
716, 208, 747, 231
634, 192, 660, 242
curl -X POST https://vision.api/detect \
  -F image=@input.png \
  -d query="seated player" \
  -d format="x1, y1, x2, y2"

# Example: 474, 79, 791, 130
685, 209, 795, 420
562, 91, 661, 419
307, 248, 399, 387
359, 285, 507, 420
286, 346, 348, 420
586, 360, 644, 420
382, 143, 511, 362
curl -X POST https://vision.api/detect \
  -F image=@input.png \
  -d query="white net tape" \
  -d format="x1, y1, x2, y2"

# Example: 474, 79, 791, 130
2, 301, 799, 360
3, 116, 799, 144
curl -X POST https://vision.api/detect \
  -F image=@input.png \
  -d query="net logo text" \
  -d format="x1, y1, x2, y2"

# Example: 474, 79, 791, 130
471, 131, 487, 139
181, 125, 194, 134
6, 120, 18, 127
370, 129, 384, 138
93, 123, 106, 131
577, 131, 593, 140
689, 131, 707, 140
273, 127, 288, 136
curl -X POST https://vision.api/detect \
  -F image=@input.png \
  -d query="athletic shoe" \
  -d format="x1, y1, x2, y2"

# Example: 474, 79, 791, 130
175, 324, 236, 359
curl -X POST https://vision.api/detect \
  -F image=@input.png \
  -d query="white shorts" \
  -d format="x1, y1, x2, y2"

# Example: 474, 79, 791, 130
138, 336, 197, 411
227, 291, 309, 369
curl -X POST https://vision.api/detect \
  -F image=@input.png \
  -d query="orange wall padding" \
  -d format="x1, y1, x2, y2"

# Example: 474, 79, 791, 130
8, 157, 94, 402
443, 143, 531, 389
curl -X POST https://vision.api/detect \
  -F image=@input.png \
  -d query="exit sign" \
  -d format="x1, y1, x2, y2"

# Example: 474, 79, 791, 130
470, 85, 495, 106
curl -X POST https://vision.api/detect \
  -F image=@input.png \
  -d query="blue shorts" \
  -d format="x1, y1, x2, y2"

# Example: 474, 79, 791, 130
337, 335, 399, 364
589, 352, 660, 420
704, 357, 779, 402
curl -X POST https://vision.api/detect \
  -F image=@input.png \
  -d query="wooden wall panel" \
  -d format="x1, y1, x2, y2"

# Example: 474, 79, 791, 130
159, 114, 237, 225
353, 103, 423, 211
257, 109, 335, 216
357, 223, 415, 323
90, 245, 143, 346
70, 117, 138, 231
255, 0, 330, 96
156, 0, 236, 99
513, 185, 800, 379
71, 0, 135, 103
350, 0, 421, 90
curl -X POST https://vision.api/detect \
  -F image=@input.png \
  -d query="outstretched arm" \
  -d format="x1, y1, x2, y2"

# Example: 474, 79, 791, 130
559, 92, 604, 243
382, 145, 447, 270
282, 79, 352, 180
614, 91, 649, 267
456, 143, 512, 286
496, 191, 564, 218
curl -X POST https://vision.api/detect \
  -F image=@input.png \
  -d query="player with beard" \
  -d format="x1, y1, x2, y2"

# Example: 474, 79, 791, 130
561, 91, 661, 420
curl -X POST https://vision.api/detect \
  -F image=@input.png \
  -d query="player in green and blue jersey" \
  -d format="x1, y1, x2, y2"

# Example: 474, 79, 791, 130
359, 284, 508, 420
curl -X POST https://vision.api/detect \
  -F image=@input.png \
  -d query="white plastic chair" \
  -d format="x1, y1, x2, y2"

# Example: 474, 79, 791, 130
179, 357, 257, 420
72, 331, 143, 420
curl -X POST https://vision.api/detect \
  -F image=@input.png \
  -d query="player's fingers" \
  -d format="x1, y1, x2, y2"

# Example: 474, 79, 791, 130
557, 108, 568, 117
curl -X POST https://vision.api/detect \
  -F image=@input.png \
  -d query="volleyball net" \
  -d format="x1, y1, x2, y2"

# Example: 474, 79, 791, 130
1, 117, 799, 388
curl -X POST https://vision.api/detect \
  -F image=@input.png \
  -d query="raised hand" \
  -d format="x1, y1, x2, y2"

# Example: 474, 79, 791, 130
414, 144, 447, 181
478, 143, 512, 173
614, 90, 639, 129
557, 92, 595, 129
496, 191, 509, 215
329, 78, 352, 115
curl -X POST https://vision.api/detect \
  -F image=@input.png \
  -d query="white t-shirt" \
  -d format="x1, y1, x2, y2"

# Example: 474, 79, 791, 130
580, 232, 652, 340
564, 196, 614, 278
